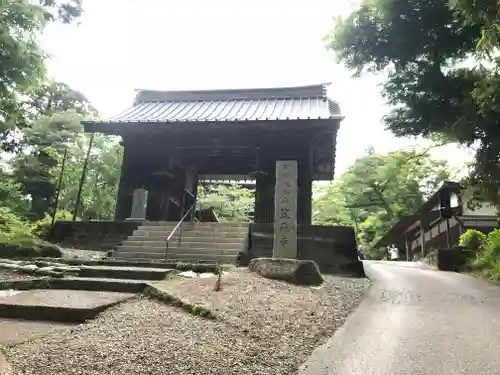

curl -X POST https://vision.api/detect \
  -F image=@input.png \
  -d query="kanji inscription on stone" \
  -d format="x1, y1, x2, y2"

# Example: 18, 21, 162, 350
273, 160, 297, 259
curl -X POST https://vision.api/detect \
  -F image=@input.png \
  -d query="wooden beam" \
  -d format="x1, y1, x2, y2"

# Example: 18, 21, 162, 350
420, 224, 425, 258
445, 219, 451, 248
405, 232, 410, 261
406, 219, 421, 233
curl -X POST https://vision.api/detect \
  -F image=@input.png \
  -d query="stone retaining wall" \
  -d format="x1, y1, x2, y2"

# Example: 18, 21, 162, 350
238, 224, 365, 277
49, 221, 141, 251
436, 247, 476, 271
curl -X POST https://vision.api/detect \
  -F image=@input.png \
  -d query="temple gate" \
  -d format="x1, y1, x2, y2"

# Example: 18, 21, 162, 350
83, 84, 343, 224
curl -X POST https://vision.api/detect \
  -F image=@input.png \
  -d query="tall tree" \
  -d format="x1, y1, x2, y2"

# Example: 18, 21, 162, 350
449, 0, 500, 51
11, 110, 83, 219
197, 184, 255, 222
313, 183, 354, 227
0, 168, 29, 215
56, 135, 123, 220
0, 0, 84, 152
38, 0, 83, 24
327, 0, 500, 208
30, 81, 98, 118
9, 80, 97, 219
313, 147, 452, 258
1, 0, 47, 151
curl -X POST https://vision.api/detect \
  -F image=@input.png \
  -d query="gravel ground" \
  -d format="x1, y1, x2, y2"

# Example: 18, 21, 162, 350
5, 270, 370, 375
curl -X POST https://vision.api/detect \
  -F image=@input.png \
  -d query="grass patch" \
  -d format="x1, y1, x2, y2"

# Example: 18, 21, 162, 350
144, 284, 216, 320
174, 262, 222, 274
0, 237, 62, 259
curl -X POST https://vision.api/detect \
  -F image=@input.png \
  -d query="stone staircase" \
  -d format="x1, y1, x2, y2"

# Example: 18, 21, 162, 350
112, 222, 249, 264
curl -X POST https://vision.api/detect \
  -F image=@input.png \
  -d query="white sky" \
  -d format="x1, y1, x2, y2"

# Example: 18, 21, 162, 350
41, 0, 475, 177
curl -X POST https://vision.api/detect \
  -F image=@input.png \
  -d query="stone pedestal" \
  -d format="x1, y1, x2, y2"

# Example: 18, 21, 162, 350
273, 161, 298, 258
126, 188, 148, 221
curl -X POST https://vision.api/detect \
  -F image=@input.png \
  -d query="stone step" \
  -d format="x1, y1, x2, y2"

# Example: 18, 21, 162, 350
50, 277, 150, 293
116, 245, 242, 255
113, 253, 238, 264
196, 222, 249, 226
109, 257, 217, 264
132, 230, 247, 238
113, 251, 166, 260
138, 221, 248, 227
166, 254, 237, 262
121, 240, 243, 249
115, 244, 166, 252
63, 258, 218, 268
136, 222, 177, 227
77, 265, 173, 280
0, 289, 135, 323
133, 230, 248, 239
166, 247, 241, 256
64, 259, 174, 268
137, 225, 248, 232
122, 235, 179, 242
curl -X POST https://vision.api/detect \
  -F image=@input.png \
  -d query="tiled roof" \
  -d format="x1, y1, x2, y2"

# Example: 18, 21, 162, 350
85, 84, 342, 124
372, 181, 465, 248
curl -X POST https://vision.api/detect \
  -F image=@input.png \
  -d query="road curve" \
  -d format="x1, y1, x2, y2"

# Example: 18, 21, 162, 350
298, 261, 500, 375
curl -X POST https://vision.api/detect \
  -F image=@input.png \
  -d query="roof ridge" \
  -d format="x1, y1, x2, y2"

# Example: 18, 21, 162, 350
134, 83, 331, 103
139, 95, 329, 103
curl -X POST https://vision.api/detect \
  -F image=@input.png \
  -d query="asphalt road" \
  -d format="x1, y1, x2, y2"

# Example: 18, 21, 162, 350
298, 261, 500, 375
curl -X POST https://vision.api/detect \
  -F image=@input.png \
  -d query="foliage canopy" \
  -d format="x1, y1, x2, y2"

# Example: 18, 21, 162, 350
327, 0, 500, 207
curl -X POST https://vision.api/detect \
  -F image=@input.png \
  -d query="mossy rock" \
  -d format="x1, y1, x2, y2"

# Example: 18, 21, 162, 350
144, 285, 216, 320
248, 257, 324, 286
174, 262, 221, 274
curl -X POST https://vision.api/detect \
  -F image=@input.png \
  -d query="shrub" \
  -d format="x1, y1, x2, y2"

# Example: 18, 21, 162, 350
472, 229, 500, 280
0, 207, 63, 259
482, 230, 500, 261
33, 210, 74, 239
0, 207, 35, 241
459, 229, 487, 251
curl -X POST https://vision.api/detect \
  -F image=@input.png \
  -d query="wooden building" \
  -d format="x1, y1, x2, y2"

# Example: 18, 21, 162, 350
374, 181, 499, 260
82, 84, 343, 223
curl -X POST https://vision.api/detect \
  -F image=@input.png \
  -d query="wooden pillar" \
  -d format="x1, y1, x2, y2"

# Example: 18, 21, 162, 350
404, 231, 410, 262
445, 218, 451, 248
160, 152, 187, 222
297, 158, 313, 225
254, 173, 275, 223
114, 140, 132, 221
297, 178, 312, 224
182, 166, 198, 217
419, 221, 426, 258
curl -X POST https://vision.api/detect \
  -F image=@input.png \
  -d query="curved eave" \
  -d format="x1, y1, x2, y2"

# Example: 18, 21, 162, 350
82, 115, 344, 134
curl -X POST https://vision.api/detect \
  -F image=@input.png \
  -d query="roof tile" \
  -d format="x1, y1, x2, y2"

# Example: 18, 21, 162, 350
85, 84, 342, 124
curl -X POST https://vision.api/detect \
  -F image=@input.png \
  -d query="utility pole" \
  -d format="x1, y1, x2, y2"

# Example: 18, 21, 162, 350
73, 133, 94, 221
52, 147, 69, 226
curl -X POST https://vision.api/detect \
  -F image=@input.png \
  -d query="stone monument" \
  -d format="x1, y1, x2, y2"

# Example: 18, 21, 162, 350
127, 188, 148, 221
273, 160, 298, 258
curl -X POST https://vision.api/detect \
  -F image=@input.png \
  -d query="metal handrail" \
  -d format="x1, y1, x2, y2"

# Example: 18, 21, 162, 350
165, 202, 196, 260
